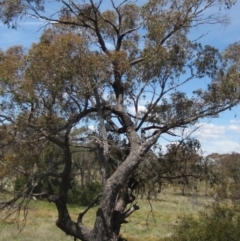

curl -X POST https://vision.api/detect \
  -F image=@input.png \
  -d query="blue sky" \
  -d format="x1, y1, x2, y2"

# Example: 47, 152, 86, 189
0, 0, 239, 155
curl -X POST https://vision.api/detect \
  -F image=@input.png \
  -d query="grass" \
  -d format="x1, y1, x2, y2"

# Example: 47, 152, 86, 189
121, 187, 213, 241
0, 186, 215, 241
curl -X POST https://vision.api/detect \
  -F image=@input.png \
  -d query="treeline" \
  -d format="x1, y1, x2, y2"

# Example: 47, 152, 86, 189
2, 122, 240, 241
1, 123, 240, 206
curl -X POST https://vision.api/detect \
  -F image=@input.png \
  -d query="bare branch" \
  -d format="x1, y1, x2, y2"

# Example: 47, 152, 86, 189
77, 193, 102, 224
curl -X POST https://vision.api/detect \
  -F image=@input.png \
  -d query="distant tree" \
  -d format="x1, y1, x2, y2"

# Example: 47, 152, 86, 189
207, 152, 240, 203
163, 138, 203, 195
0, 1, 240, 240
136, 138, 204, 198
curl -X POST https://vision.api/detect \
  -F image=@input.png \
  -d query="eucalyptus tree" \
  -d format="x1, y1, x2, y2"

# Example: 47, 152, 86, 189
163, 138, 204, 195
0, 0, 240, 240
205, 152, 240, 203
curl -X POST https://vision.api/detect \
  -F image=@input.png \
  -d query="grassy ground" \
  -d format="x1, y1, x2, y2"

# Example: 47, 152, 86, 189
121, 188, 213, 241
0, 186, 214, 241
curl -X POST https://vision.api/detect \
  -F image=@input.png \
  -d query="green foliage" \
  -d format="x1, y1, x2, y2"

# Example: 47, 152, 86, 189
14, 175, 46, 195
14, 173, 102, 206
206, 153, 240, 203
68, 181, 102, 206
14, 175, 27, 192
166, 205, 240, 241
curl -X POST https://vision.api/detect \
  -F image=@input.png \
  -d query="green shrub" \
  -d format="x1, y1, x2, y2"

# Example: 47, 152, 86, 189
166, 205, 240, 241
14, 175, 27, 192
68, 181, 102, 206
14, 175, 48, 195
14, 176, 102, 206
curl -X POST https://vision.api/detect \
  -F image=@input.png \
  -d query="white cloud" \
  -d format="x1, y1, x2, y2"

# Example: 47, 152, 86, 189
88, 125, 97, 131
157, 126, 239, 156
128, 105, 147, 115
202, 139, 240, 156
227, 119, 240, 133
230, 119, 240, 124
105, 42, 115, 50
194, 123, 226, 140
178, 121, 240, 155
229, 124, 240, 133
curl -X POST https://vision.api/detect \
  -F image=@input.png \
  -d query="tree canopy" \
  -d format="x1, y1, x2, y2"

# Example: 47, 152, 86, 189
0, 0, 240, 240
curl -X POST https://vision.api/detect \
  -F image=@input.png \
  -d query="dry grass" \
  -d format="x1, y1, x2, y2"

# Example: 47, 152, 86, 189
0, 186, 214, 241
121, 187, 213, 241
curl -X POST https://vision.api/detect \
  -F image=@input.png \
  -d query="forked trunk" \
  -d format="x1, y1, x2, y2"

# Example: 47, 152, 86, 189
88, 159, 140, 241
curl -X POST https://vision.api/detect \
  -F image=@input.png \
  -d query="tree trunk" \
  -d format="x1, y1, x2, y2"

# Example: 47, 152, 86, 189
89, 191, 133, 241
88, 149, 142, 241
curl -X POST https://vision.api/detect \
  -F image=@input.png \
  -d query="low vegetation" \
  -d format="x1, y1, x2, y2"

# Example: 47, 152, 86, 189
0, 185, 217, 241
166, 205, 240, 241
1, 151, 240, 240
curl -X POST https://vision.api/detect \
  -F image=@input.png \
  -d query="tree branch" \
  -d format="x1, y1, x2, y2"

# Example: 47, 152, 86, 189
77, 193, 103, 224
